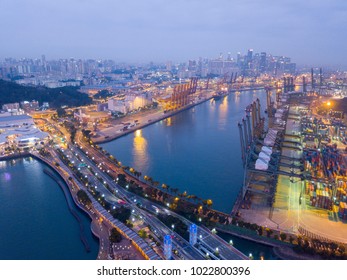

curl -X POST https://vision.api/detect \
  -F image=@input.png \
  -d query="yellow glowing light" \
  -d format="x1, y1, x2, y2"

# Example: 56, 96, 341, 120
135, 129, 142, 137
327, 101, 331, 106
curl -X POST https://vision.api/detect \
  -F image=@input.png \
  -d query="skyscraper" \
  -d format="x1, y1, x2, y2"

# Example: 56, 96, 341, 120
260, 52, 266, 73
247, 49, 253, 63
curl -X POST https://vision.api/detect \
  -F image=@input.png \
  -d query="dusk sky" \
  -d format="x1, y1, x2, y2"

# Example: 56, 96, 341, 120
1, 0, 346, 66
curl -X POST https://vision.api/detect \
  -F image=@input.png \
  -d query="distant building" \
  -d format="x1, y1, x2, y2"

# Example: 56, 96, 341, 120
20, 100, 39, 112
107, 92, 152, 114
42, 102, 49, 109
1, 103, 24, 115
73, 109, 109, 125
259, 52, 267, 73
107, 99, 128, 114
2, 103, 20, 111
97, 103, 108, 112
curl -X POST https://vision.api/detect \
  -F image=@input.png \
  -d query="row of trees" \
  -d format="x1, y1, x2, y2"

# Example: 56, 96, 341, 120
294, 237, 347, 259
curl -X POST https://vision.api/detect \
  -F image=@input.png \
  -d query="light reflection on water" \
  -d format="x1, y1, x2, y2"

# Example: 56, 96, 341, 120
133, 129, 149, 173
101, 90, 267, 213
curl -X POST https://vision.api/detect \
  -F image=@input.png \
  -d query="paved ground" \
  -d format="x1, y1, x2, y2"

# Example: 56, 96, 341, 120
91, 90, 214, 143
241, 105, 347, 243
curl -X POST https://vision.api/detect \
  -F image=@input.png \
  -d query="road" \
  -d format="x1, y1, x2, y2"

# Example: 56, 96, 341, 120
39, 117, 247, 260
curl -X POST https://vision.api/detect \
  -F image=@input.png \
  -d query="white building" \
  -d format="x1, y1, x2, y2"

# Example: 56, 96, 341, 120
108, 92, 152, 114
0, 113, 49, 150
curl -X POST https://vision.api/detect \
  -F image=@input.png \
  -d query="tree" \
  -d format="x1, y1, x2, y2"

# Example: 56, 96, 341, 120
57, 108, 67, 117
265, 228, 273, 237
280, 233, 287, 241
77, 190, 92, 207
111, 206, 131, 223
258, 226, 263, 236
289, 236, 294, 244
138, 229, 148, 239
109, 228, 122, 243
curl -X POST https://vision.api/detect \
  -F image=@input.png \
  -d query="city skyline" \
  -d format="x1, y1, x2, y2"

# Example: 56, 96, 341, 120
0, 0, 346, 67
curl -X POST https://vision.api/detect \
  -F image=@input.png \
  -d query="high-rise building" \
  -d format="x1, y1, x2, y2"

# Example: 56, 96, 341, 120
163, 235, 172, 260
247, 49, 253, 63
237, 52, 241, 65
260, 52, 266, 73
189, 224, 197, 246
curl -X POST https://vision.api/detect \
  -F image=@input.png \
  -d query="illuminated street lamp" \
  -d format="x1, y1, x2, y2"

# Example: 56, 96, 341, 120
229, 240, 233, 246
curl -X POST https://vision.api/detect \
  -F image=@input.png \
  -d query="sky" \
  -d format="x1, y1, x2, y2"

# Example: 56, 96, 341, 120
0, 0, 346, 66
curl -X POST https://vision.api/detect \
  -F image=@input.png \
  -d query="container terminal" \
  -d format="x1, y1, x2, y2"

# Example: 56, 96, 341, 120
234, 71, 347, 244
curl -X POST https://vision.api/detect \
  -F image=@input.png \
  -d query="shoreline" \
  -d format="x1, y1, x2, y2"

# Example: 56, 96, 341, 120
43, 167, 91, 253
0, 153, 101, 258
92, 87, 266, 144
31, 153, 102, 258
92, 95, 215, 144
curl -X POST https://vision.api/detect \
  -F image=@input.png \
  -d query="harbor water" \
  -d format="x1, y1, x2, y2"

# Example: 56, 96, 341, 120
0, 157, 99, 260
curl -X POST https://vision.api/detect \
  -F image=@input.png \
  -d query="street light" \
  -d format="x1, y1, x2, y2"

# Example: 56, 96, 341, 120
229, 240, 233, 246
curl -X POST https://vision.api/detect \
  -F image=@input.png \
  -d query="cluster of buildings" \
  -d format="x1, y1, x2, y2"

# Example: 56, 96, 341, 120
74, 91, 153, 125
173, 50, 296, 79
1, 101, 49, 115
0, 50, 296, 90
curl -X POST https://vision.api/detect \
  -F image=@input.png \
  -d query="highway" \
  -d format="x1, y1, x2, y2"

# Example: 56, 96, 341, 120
41, 119, 247, 260
75, 132, 247, 259
59, 141, 206, 260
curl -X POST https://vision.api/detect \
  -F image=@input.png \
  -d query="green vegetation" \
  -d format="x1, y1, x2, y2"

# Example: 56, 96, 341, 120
280, 233, 287, 241
94, 89, 113, 99
57, 108, 67, 117
294, 238, 347, 259
0, 79, 92, 108
157, 214, 189, 240
109, 228, 122, 243
77, 190, 92, 207
138, 229, 148, 239
110, 206, 131, 224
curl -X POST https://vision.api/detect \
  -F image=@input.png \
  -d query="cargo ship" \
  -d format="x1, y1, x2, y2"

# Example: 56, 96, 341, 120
212, 91, 228, 101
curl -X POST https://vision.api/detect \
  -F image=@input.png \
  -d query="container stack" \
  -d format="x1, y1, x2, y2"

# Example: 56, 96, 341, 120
338, 202, 347, 220
310, 191, 317, 206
